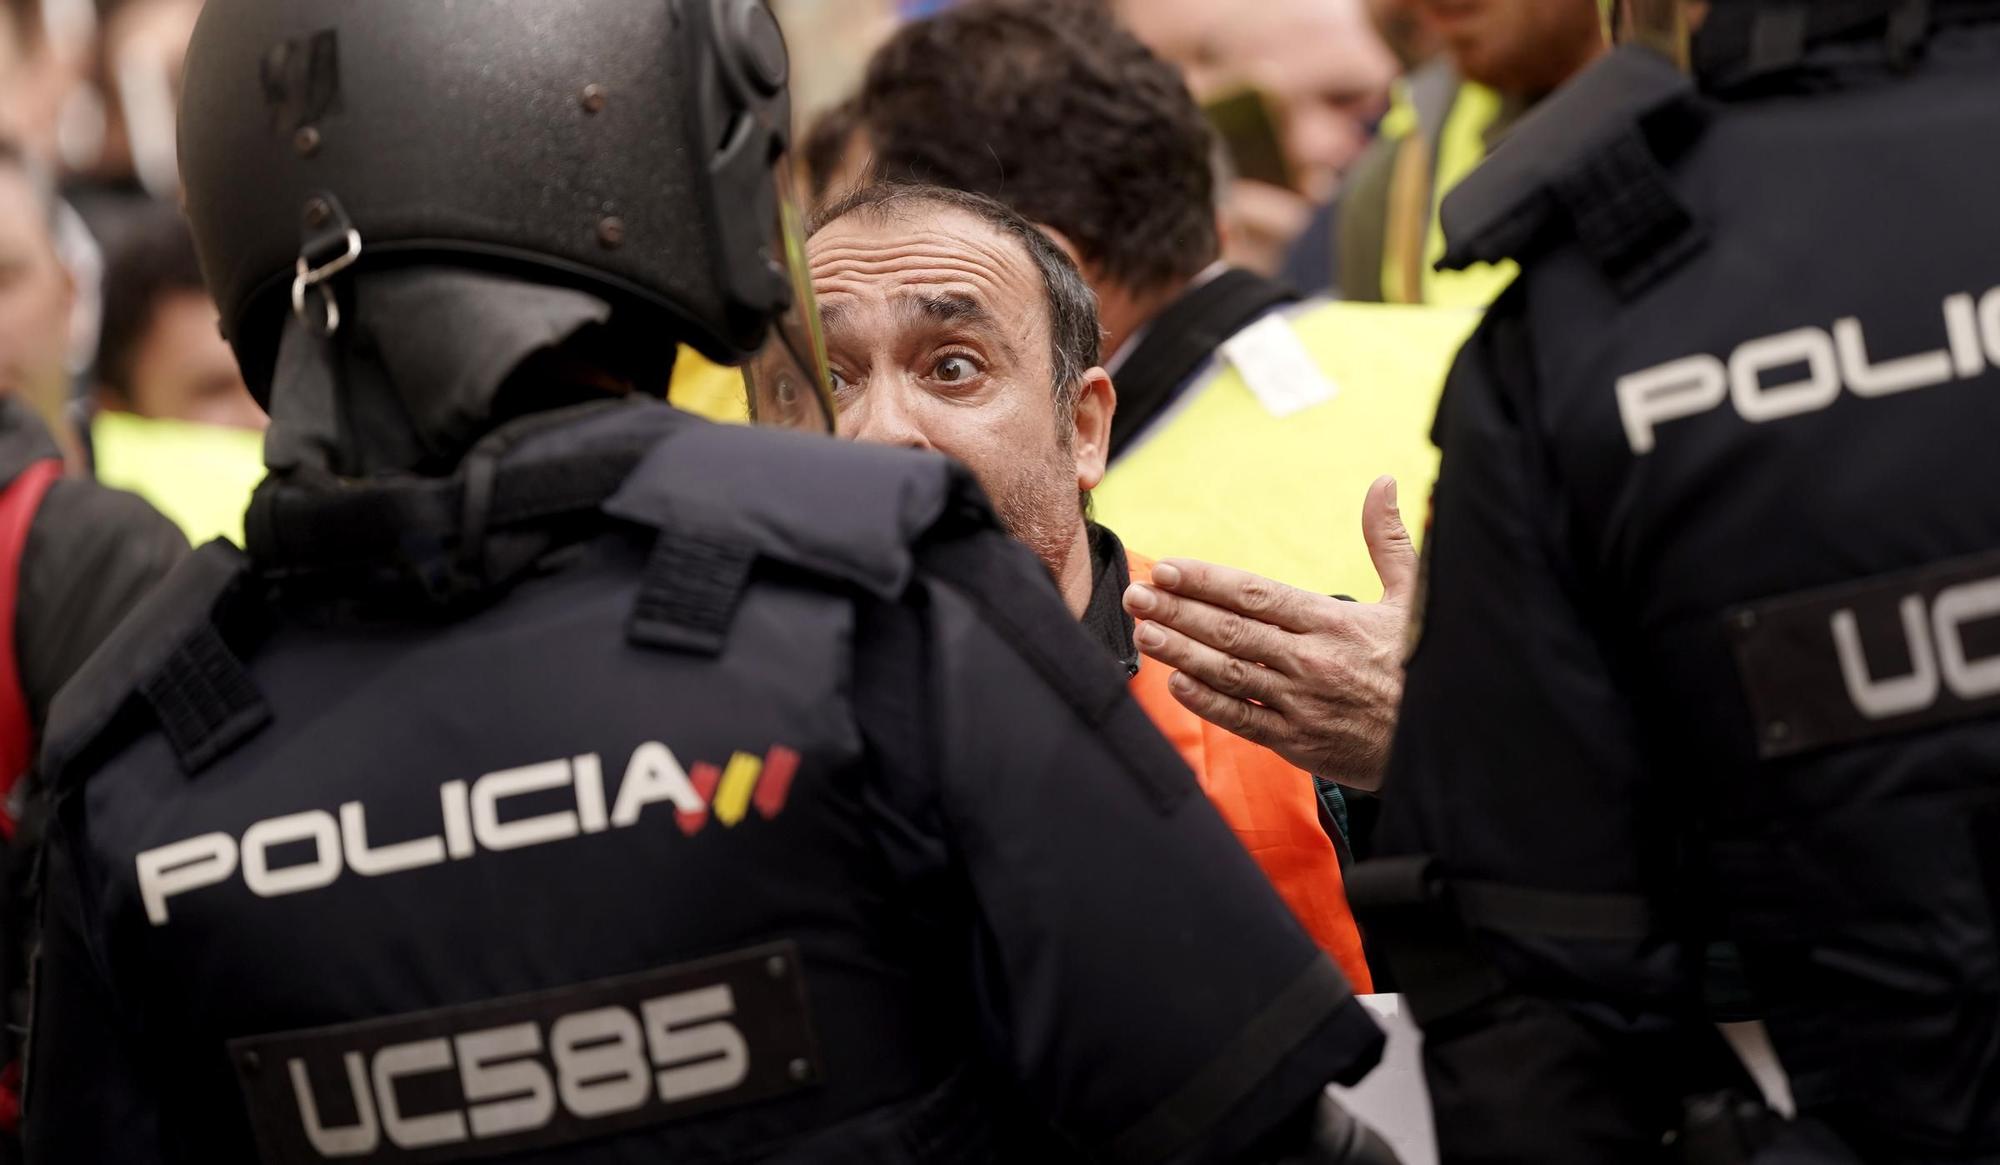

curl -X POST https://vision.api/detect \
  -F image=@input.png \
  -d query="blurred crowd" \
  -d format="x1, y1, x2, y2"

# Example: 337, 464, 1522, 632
0, 0, 262, 549
0, 0, 1609, 544
0, 0, 1615, 1157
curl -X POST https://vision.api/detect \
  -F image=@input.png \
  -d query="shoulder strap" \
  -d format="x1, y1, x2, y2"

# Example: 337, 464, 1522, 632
42, 541, 268, 787
910, 513, 1196, 818
1110, 270, 1300, 457
605, 421, 969, 656
1694, 0, 2000, 86
1438, 46, 1710, 300
0, 461, 61, 827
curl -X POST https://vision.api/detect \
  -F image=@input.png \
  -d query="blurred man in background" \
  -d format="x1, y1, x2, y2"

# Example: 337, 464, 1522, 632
809, 181, 1383, 990
0, 142, 77, 466
93, 200, 258, 432
0, 138, 185, 1158
857, 0, 1473, 608
87, 198, 264, 545
1116, 0, 1398, 275
1319, 0, 1602, 305
62, 0, 201, 236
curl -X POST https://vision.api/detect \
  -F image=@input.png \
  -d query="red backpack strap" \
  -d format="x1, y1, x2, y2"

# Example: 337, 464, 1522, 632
0, 459, 62, 834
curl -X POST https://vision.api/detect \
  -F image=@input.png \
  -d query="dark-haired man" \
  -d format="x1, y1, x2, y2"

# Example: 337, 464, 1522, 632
85, 199, 266, 545
807, 182, 1386, 992
94, 201, 262, 433
857, 0, 1475, 612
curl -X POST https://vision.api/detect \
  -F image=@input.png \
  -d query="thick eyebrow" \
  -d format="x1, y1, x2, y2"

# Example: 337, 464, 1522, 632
906, 291, 1017, 359
817, 299, 851, 333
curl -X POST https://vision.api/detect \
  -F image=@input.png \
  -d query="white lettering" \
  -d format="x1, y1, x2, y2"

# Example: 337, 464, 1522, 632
1621, 287, 2000, 455
1944, 293, 1985, 378
291, 1053, 379, 1157
610, 742, 701, 828
550, 1007, 650, 1118
1982, 286, 2000, 367
140, 742, 762, 923
242, 811, 342, 900
573, 754, 609, 834
340, 802, 445, 877
1833, 597, 1939, 720
456, 1023, 556, 1140
1834, 316, 1954, 398
1933, 578, 2000, 700
1616, 354, 1726, 454
373, 1038, 468, 1149
441, 780, 475, 860
1730, 326, 1841, 423
472, 761, 580, 852
644, 985, 749, 1103
135, 832, 237, 925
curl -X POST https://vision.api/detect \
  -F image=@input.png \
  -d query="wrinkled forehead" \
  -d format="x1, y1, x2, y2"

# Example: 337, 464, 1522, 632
807, 206, 1049, 349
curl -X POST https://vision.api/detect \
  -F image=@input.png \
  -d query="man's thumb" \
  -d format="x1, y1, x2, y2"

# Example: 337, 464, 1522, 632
1363, 475, 1417, 606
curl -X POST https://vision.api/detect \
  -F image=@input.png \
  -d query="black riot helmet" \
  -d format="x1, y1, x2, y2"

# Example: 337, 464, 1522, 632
178, 0, 833, 429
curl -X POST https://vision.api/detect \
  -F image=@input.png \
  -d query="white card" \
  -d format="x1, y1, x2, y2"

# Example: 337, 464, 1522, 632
1220, 313, 1339, 419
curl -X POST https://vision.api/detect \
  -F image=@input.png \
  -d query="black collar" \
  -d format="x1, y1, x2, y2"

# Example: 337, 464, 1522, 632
1108, 268, 1300, 459
1080, 523, 1139, 677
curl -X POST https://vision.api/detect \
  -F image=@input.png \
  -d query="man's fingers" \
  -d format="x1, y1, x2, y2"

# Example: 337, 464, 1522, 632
1133, 620, 1282, 705
1165, 670, 1289, 747
1124, 582, 1300, 671
1143, 558, 1322, 634
1362, 475, 1418, 607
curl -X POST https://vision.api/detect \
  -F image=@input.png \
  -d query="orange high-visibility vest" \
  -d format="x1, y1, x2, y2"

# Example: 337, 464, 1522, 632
1124, 553, 1372, 992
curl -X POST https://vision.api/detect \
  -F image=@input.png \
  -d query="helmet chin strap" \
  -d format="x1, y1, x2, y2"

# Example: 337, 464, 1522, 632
263, 266, 613, 480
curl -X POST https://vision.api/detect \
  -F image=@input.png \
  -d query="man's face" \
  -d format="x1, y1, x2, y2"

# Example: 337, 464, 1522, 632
0, 168, 74, 430
808, 206, 1102, 580
1120, 0, 1396, 200
120, 290, 264, 430
1230, 0, 1398, 200
1415, 0, 1604, 96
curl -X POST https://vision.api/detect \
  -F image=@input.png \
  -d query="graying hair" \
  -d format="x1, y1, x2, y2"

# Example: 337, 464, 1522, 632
807, 182, 1103, 417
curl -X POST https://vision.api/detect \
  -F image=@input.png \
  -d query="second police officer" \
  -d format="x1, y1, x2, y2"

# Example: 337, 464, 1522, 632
1359, 0, 2000, 1161
24, 1, 1399, 1161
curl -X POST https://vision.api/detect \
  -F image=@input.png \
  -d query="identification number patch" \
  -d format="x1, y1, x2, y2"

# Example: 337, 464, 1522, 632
231, 942, 821, 1163
1729, 550, 2000, 758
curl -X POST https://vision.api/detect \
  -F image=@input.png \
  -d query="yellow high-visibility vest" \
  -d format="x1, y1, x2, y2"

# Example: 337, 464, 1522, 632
91, 412, 266, 546
1092, 301, 1479, 598
668, 347, 750, 423
1381, 79, 1520, 310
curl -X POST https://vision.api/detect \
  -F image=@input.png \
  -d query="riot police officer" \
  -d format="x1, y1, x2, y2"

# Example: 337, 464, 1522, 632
22, 2, 1396, 1161
1356, 0, 2000, 1161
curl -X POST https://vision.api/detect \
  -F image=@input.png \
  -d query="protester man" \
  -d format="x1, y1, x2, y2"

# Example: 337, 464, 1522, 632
809, 181, 1403, 989
26, 2, 1396, 1161
857, 0, 1475, 607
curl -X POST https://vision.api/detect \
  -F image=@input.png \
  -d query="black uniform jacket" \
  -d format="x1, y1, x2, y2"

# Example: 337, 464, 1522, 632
28, 397, 1380, 1164
1377, 26, 2000, 1164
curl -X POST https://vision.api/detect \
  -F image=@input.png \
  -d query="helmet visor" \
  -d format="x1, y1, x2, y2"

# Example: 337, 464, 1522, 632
741, 163, 837, 433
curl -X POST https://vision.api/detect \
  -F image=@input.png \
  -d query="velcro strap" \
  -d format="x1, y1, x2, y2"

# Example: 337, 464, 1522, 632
1551, 126, 1706, 300
1455, 880, 1655, 942
627, 527, 757, 656
248, 439, 656, 573
139, 624, 272, 775
1346, 856, 1506, 1026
